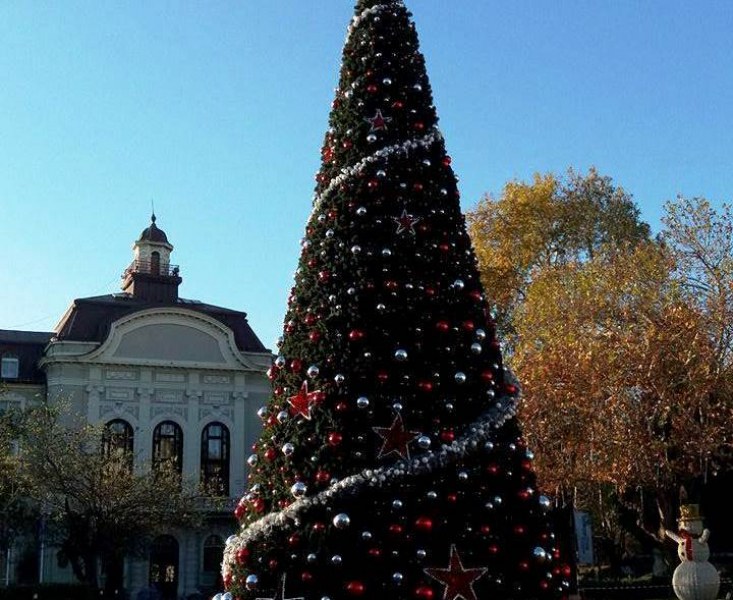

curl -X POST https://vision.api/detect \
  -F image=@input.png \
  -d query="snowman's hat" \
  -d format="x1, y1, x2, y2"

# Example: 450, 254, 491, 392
678, 503, 703, 522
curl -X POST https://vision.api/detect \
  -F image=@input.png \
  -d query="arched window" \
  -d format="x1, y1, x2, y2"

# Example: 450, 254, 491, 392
202, 534, 225, 573
150, 251, 161, 275
149, 534, 179, 600
102, 419, 134, 467
201, 422, 230, 496
153, 421, 183, 474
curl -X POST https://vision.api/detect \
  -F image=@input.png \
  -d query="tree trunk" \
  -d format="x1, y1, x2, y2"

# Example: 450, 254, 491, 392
103, 554, 125, 597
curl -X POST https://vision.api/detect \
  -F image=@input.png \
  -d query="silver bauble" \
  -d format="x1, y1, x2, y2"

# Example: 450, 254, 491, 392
307, 365, 320, 378
417, 435, 431, 450
282, 443, 295, 456
333, 513, 351, 529
290, 481, 307, 497
245, 574, 258, 589
454, 371, 467, 384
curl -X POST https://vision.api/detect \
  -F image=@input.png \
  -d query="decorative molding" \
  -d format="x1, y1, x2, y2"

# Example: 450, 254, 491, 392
106, 370, 138, 381
106, 388, 132, 401
199, 406, 234, 421
203, 391, 230, 405
155, 390, 183, 404
203, 375, 231, 385
157, 372, 186, 383
151, 405, 188, 420
99, 402, 139, 420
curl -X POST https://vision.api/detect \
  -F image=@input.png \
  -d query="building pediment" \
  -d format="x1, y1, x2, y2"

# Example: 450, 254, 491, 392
43, 308, 268, 371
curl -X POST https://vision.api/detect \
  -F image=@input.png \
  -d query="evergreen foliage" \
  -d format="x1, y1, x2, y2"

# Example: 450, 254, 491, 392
222, 2, 569, 599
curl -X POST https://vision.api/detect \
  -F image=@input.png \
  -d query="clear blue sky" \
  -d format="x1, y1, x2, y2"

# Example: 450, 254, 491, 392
1, 1, 731, 350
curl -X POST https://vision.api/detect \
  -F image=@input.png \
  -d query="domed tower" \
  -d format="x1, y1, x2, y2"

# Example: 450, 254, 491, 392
121, 214, 182, 302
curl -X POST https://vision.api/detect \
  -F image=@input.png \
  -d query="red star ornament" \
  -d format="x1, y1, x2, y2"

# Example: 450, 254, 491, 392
393, 209, 421, 235
365, 109, 392, 131
424, 545, 487, 600
287, 381, 325, 420
373, 414, 420, 459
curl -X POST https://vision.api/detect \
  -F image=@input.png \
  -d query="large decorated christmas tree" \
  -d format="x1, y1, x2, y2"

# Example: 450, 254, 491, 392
221, 1, 570, 599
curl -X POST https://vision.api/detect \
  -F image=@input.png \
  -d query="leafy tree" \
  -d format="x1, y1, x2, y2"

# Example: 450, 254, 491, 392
221, 1, 569, 599
0, 403, 37, 580
17, 404, 202, 596
467, 168, 650, 342
468, 178, 733, 556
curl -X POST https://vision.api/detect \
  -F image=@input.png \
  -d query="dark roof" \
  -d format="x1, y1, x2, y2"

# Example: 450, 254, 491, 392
139, 214, 169, 244
54, 294, 268, 353
0, 329, 53, 384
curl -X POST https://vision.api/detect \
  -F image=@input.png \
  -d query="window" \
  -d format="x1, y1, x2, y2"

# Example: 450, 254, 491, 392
202, 534, 224, 573
201, 422, 230, 496
1, 357, 19, 379
153, 421, 183, 474
149, 535, 179, 600
150, 251, 161, 275
102, 419, 134, 467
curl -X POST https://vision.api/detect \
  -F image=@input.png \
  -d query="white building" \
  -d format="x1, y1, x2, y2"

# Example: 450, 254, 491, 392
0, 216, 271, 599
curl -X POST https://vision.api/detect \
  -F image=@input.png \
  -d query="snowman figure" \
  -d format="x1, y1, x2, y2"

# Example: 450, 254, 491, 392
665, 504, 720, 600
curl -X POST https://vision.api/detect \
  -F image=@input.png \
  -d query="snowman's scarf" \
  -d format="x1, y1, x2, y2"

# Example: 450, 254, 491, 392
680, 530, 694, 559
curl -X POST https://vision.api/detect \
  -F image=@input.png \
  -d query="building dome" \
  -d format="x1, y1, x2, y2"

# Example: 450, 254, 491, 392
138, 214, 169, 244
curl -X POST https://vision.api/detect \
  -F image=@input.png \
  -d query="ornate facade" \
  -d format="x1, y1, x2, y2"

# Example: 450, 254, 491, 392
0, 216, 271, 599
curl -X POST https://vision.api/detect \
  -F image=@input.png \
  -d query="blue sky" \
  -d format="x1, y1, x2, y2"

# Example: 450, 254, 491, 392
1, 1, 731, 350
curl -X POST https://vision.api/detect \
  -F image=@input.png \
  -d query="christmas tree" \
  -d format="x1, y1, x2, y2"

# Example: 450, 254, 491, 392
221, 1, 570, 599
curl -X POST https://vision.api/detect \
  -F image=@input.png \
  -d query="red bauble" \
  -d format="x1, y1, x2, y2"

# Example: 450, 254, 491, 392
346, 581, 366, 596
469, 290, 483, 302
415, 516, 433, 532
440, 430, 455, 443
480, 370, 494, 383
288, 533, 301, 547
518, 489, 531, 501
439, 243, 450, 253
377, 370, 390, 383
513, 525, 526, 535
417, 380, 433, 393
392, 100, 404, 110
518, 560, 530, 572
312, 522, 326, 532
301, 571, 313, 583
505, 383, 518, 395
318, 271, 330, 283
308, 330, 321, 342
236, 548, 250, 564
425, 287, 436, 297
366, 83, 378, 94
234, 504, 246, 519
368, 179, 379, 190
252, 498, 265, 513
349, 329, 365, 341
413, 182, 424, 192
389, 523, 403, 535
414, 121, 425, 131
368, 547, 381, 558
342, 139, 353, 149
335, 401, 348, 413
415, 585, 434, 599
315, 470, 330, 483
539, 580, 550, 590
442, 156, 452, 166
303, 313, 317, 326
290, 358, 303, 372
269, 558, 278, 570
328, 432, 343, 446
488, 544, 500, 555
447, 493, 458, 503
435, 320, 450, 333
462, 320, 475, 332
264, 448, 276, 461
480, 525, 491, 535
486, 464, 500, 475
